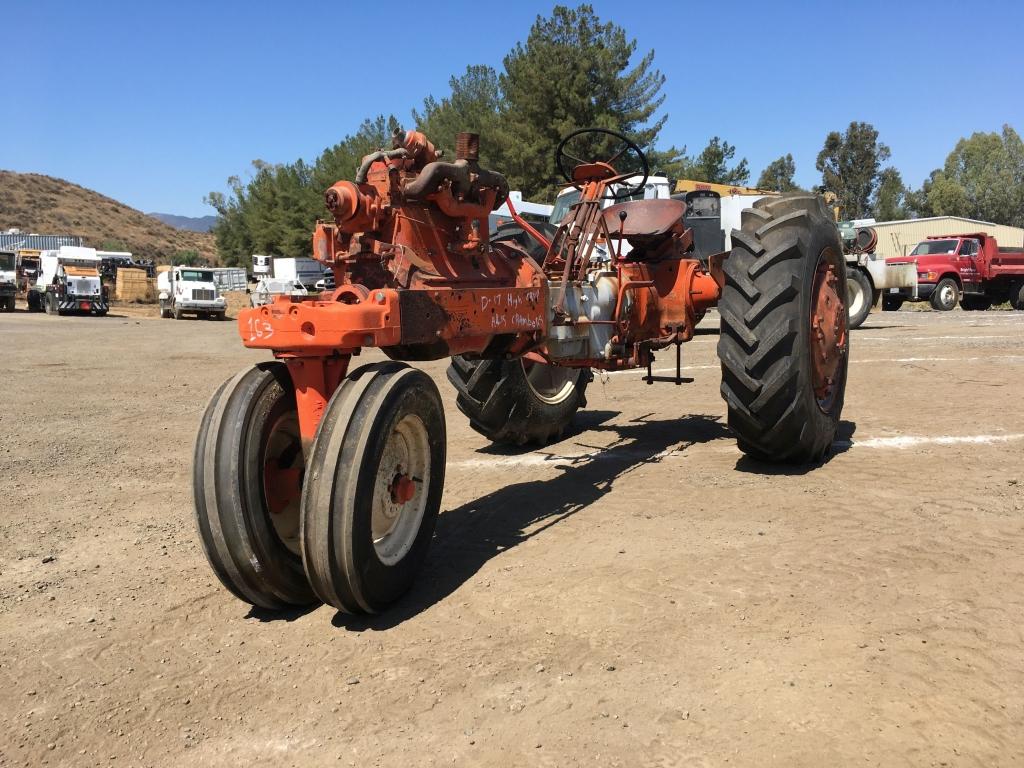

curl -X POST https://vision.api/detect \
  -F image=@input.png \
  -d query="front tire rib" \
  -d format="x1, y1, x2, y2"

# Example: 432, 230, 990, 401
193, 363, 316, 610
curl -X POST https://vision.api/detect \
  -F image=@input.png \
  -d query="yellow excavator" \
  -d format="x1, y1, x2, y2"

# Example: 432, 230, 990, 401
673, 179, 777, 197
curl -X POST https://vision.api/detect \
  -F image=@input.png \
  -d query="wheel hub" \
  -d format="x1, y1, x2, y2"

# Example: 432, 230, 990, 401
522, 360, 579, 405
389, 471, 416, 505
810, 255, 848, 410
264, 463, 302, 512
372, 414, 430, 566
262, 413, 304, 556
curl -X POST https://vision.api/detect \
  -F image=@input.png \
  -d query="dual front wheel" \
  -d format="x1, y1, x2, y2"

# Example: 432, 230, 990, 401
193, 361, 445, 613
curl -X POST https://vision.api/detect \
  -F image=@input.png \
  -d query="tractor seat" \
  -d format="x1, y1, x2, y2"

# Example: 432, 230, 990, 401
601, 199, 687, 241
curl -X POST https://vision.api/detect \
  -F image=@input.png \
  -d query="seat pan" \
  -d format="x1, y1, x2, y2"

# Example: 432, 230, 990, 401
601, 199, 687, 238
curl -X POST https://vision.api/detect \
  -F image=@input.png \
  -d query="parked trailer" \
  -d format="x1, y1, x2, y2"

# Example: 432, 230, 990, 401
271, 257, 324, 290
212, 267, 248, 293
251, 255, 324, 290
250, 277, 308, 307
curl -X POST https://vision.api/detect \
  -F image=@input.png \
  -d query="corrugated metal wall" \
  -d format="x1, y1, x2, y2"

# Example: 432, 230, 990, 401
872, 217, 1024, 259
212, 267, 248, 292
0, 233, 84, 251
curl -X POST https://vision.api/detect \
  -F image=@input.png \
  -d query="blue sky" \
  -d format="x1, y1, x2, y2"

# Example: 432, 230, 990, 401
3, 0, 1022, 216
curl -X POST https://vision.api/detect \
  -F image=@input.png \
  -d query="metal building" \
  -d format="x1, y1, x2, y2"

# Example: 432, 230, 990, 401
0, 232, 84, 251
870, 217, 1024, 260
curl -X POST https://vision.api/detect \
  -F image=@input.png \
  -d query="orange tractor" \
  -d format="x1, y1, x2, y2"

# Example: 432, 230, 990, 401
194, 128, 848, 614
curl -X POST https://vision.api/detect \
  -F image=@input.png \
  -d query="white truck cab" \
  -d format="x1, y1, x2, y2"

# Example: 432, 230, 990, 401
158, 266, 227, 320
29, 247, 108, 316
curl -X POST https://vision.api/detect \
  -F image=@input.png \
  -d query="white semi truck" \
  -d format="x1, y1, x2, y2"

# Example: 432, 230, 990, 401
27, 247, 108, 316
0, 250, 16, 311
157, 266, 227, 320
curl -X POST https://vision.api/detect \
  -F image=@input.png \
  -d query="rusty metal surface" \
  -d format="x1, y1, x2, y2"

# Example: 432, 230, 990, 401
602, 199, 687, 239
238, 293, 401, 354
398, 287, 546, 346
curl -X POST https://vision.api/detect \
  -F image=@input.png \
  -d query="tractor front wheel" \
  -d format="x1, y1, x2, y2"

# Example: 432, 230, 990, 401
300, 363, 446, 614
192, 362, 315, 610
446, 358, 589, 446
717, 194, 849, 464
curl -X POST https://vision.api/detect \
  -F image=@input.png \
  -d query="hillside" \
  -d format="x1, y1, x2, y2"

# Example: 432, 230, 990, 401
148, 212, 218, 233
0, 171, 216, 263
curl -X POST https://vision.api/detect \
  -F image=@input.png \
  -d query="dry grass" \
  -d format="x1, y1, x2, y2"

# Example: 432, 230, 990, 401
0, 170, 216, 263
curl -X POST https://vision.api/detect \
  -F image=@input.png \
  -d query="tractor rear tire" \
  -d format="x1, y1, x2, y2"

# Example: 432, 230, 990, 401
193, 362, 315, 610
717, 194, 849, 464
300, 363, 446, 614
446, 357, 590, 446
930, 278, 959, 311
845, 267, 872, 329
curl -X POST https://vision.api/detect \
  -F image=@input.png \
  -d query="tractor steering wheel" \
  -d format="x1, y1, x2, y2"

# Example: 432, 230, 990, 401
555, 127, 650, 200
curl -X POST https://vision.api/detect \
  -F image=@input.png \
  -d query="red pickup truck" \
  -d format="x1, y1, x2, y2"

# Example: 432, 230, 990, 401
884, 233, 1024, 311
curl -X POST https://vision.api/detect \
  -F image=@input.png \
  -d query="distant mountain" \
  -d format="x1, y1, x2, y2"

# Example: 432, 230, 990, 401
148, 212, 218, 233
0, 171, 216, 262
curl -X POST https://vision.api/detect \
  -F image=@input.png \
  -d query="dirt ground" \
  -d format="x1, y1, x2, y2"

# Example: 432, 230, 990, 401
1, 303, 1023, 768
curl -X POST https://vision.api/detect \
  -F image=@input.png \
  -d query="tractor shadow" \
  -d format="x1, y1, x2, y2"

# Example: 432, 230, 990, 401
733, 419, 857, 476
332, 412, 731, 631
472, 409, 619, 455
246, 604, 318, 623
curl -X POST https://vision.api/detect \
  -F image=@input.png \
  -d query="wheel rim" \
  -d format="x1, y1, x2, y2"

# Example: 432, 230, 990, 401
940, 283, 956, 308
521, 360, 579, 405
846, 276, 865, 317
809, 250, 848, 413
371, 414, 430, 566
262, 411, 303, 556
